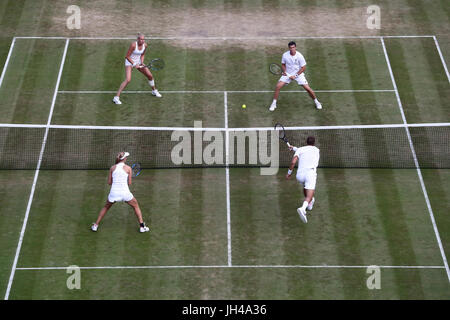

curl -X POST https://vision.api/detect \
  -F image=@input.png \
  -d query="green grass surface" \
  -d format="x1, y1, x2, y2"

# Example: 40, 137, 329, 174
0, 0, 449, 300
0, 39, 65, 124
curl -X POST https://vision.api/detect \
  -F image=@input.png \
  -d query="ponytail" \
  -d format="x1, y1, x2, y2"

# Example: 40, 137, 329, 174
115, 152, 125, 164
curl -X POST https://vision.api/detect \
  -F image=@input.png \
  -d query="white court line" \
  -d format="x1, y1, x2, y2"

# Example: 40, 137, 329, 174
15, 265, 444, 270
0, 123, 448, 131
381, 37, 450, 282
58, 89, 395, 94
224, 92, 232, 267
433, 36, 450, 83
14, 35, 436, 40
4, 39, 70, 300
0, 37, 16, 89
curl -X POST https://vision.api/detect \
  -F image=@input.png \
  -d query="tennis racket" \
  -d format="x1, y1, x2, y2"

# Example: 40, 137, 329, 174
269, 63, 283, 75
141, 58, 165, 71
274, 123, 291, 148
131, 163, 142, 177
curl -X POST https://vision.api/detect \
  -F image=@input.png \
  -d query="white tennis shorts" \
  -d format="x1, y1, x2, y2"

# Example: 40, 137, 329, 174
296, 168, 317, 190
108, 189, 134, 203
279, 73, 308, 85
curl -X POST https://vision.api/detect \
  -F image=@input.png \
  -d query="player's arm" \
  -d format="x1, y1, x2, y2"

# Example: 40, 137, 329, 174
125, 43, 138, 67
139, 44, 147, 68
281, 63, 287, 76
286, 156, 299, 180
108, 167, 114, 185
296, 65, 306, 77
126, 166, 132, 185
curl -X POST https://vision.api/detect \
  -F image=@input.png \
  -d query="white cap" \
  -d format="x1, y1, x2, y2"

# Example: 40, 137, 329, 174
119, 152, 130, 160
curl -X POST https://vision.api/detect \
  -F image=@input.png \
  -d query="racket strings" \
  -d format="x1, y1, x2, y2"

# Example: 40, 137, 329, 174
269, 63, 282, 75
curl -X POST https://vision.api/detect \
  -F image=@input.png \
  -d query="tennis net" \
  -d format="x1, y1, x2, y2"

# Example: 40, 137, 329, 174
0, 123, 448, 169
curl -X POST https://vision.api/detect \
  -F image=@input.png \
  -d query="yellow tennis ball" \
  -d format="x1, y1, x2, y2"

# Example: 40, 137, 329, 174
242, 104, 246, 109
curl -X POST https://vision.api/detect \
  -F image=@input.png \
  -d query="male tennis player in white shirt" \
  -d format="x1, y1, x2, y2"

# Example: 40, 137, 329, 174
270, 41, 322, 111
286, 136, 320, 223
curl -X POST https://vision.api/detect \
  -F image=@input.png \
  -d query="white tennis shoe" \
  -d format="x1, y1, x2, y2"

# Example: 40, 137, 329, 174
269, 103, 277, 112
316, 102, 322, 110
152, 90, 162, 98
112, 96, 122, 105
91, 223, 98, 232
307, 197, 315, 211
297, 207, 308, 223
140, 225, 150, 233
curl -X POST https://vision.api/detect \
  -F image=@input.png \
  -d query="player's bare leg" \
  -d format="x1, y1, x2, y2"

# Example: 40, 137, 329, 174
270, 81, 286, 111
113, 66, 132, 104
303, 189, 314, 205
126, 198, 149, 232
139, 66, 161, 97
297, 188, 315, 223
302, 84, 322, 109
91, 201, 114, 231
303, 188, 315, 210
126, 197, 144, 224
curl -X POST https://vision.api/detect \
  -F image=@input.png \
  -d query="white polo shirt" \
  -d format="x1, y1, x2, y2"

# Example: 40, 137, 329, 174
294, 145, 320, 170
281, 51, 307, 76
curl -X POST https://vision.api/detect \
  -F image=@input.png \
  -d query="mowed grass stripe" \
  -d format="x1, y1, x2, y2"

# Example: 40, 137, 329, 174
0, 39, 65, 124
321, 169, 368, 299
0, 0, 26, 35
420, 169, 450, 261
371, 170, 423, 299
384, 38, 450, 123
56, 40, 88, 124
54, 40, 226, 127
0, 171, 36, 297
276, 167, 320, 297
10, 267, 450, 299
229, 168, 289, 298
344, 39, 402, 166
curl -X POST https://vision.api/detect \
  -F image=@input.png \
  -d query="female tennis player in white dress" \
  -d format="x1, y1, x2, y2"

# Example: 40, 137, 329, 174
91, 152, 150, 233
113, 33, 162, 105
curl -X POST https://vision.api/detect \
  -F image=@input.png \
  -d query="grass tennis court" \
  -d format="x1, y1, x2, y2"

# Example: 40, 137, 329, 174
0, 0, 449, 301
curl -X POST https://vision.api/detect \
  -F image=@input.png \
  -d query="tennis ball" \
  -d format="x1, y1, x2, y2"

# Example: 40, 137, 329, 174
242, 104, 246, 109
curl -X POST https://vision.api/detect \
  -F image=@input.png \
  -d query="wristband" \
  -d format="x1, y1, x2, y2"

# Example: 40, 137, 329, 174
287, 169, 293, 175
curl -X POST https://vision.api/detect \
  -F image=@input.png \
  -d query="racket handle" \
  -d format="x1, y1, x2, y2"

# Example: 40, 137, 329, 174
287, 142, 291, 148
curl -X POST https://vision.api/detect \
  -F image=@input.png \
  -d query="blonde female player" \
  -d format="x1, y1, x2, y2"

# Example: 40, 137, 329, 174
91, 152, 150, 233
112, 33, 162, 105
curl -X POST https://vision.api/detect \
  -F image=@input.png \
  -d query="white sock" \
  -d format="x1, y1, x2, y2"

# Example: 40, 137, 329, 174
114, 96, 119, 99
301, 201, 308, 210
149, 80, 155, 87
314, 98, 319, 104
272, 99, 277, 105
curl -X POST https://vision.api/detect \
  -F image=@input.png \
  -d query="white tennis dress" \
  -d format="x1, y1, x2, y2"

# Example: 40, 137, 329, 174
294, 146, 320, 190
108, 163, 134, 202
124, 41, 145, 67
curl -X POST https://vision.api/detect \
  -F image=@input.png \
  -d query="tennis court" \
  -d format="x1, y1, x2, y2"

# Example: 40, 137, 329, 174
0, 31, 449, 300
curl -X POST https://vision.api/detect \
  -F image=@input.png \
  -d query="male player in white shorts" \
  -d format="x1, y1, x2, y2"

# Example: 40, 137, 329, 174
269, 41, 322, 111
286, 136, 320, 224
